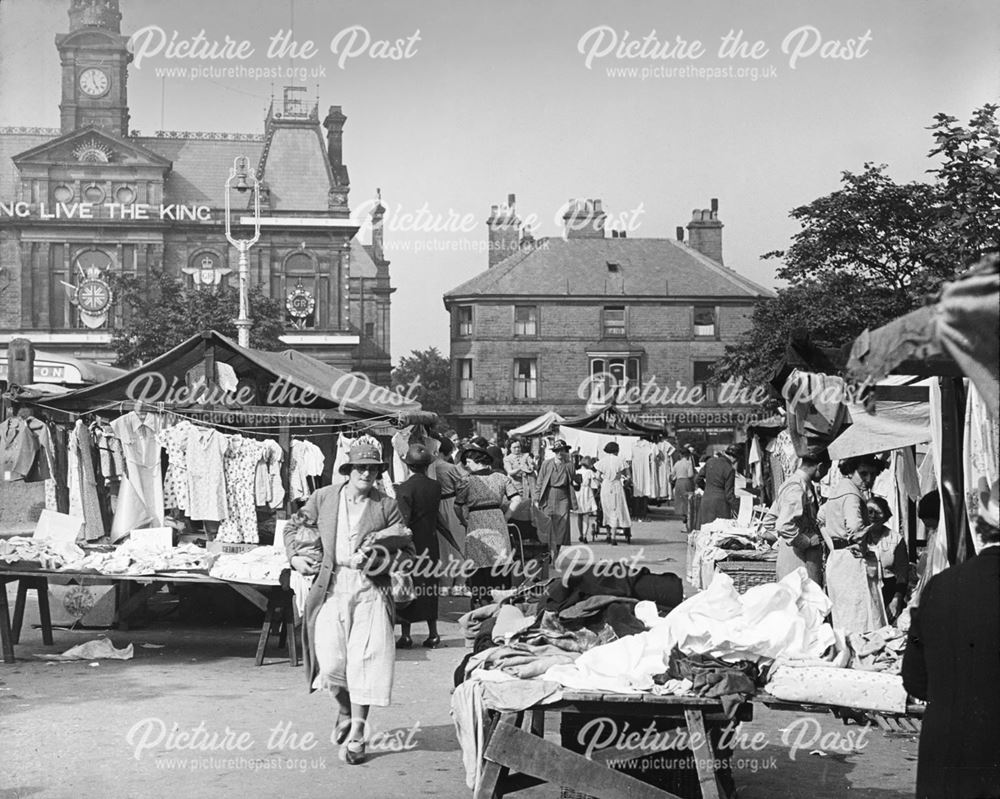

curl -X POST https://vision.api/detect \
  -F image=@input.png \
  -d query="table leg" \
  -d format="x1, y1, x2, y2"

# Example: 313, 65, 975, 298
684, 709, 722, 799
11, 580, 27, 644
281, 591, 298, 667
474, 712, 520, 799
0, 580, 15, 663
255, 594, 277, 667
35, 579, 53, 645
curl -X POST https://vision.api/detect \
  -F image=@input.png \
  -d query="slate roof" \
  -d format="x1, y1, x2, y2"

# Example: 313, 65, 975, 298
350, 240, 377, 278
443, 237, 774, 300
136, 135, 265, 207
0, 129, 266, 208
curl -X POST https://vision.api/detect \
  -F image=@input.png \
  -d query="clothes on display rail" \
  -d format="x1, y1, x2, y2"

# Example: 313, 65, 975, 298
290, 439, 325, 501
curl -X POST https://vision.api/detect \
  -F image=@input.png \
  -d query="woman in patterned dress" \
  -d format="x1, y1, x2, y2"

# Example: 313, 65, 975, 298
454, 437, 522, 608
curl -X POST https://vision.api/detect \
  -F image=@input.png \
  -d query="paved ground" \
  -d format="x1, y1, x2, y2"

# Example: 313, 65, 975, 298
1, 507, 919, 798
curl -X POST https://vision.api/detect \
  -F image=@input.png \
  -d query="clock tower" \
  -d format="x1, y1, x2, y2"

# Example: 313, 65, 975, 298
56, 0, 132, 136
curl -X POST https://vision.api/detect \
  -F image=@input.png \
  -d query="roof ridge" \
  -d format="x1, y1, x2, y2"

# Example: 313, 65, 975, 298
667, 239, 775, 297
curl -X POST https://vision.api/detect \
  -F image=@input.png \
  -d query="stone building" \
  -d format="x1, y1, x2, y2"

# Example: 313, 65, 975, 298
443, 195, 774, 443
0, 0, 393, 384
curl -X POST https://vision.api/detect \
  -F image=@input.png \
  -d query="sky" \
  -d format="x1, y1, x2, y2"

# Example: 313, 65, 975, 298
0, 0, 997, 363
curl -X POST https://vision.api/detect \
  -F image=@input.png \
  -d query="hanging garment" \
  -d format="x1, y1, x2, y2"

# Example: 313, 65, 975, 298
1, 416, 39, 481
253, 439, 284, 507
290, 439, 325, 500
68, 427, 82, 519
24, 417, 52, 483
657, 440, 675, 500
157, 420, 194, 513
185, 425, 229, 522
218, 436, 265, 544
73, 420, 105, 541
964, 384, 1000, 550
330, 433, 353, 487
630, 440, 656, 499
110, 412, 165, 540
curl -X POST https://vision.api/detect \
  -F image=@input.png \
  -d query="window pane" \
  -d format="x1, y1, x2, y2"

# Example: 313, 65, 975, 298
458, 359, 474, 399
694, 306, 716, 336
514, 358, 537, 399
458, 306, 472, 336
603, 306, 626, 337
514, 306, 537, 335
627, 358, 640, 382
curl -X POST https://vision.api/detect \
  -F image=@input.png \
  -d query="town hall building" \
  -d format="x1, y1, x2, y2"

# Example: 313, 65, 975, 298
0, 0, 394, 384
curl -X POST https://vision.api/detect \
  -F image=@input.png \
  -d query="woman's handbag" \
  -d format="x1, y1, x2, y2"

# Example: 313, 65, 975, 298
390, 567, 416, 606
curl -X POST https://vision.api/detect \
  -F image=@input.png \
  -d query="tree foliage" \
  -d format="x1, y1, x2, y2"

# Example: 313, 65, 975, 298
391, 347, 451, 415
717, 104, 999, 389
109, 268, 286, 368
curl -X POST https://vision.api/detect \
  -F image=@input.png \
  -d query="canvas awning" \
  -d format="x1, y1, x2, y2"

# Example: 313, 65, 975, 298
827, 401, 932, 460
562, 402, 668, 435
846, 256, 999, 415
32, 330, 432, 424
508, 410, 565, 437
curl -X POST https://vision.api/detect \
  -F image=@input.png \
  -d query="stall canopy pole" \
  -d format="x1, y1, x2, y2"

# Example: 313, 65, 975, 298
940, 376, 971, 565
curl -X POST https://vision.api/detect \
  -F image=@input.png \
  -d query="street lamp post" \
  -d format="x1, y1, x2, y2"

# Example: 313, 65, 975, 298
224, 155, 261, 348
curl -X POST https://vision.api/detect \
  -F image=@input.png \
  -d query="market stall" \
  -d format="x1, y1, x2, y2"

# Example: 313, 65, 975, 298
1, 330, 436, 662
452, 563, 913, 799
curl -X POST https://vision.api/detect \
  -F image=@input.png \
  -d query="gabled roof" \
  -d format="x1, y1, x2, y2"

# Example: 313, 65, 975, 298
444, 237, 774, 301
12, 126, 172, 168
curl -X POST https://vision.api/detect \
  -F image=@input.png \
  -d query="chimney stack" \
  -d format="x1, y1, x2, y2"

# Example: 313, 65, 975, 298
685, 198, 724, 264
563, 198, 606, 239
322, 105, 347, 167
486, 193, 521, 268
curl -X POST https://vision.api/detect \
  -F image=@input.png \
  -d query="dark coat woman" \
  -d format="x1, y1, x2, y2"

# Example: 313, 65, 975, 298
395, 443, 443, 648
696, 449, 738, 528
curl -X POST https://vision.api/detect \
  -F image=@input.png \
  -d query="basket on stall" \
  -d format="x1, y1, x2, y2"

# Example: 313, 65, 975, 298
715, 558, 777, 593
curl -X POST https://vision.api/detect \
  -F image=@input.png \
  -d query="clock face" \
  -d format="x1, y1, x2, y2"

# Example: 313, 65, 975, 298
79, 68, 109, 97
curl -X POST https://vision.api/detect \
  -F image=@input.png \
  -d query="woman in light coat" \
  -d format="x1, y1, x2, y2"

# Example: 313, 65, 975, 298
286, 441, 413, 765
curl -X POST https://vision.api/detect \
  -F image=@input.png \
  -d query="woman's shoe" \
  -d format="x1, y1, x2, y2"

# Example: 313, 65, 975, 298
578, 536, 587, 543
344, 741, 366, 765
334, 715, 351, 746
396, 635, 413, 649
422, 635, 442, 649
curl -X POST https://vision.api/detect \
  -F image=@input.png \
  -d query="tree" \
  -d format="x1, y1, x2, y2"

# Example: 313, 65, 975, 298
717, 104, 999, 389
109, 268, 286, 368
391, 347, 451, 415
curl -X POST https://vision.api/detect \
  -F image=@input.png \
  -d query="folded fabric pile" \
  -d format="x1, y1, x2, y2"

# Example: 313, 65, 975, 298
0, 536, 83, 569
544, 568, 836, 694
210, 546, 288, 584
60, 541, 216, 575
848, 626, 907, 674
765, 664, 907, 713
658, 647, 759, 717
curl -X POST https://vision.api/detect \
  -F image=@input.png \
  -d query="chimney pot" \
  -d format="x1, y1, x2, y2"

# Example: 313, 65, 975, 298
676, 226, 684, 241
507, 193, 516, 207
593, 199, 603, 212
711, 198, 719, 213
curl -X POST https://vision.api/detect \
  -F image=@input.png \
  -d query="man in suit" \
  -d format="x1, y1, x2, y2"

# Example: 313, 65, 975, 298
902, 478, 1000, 799
536, 439, 578, 563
